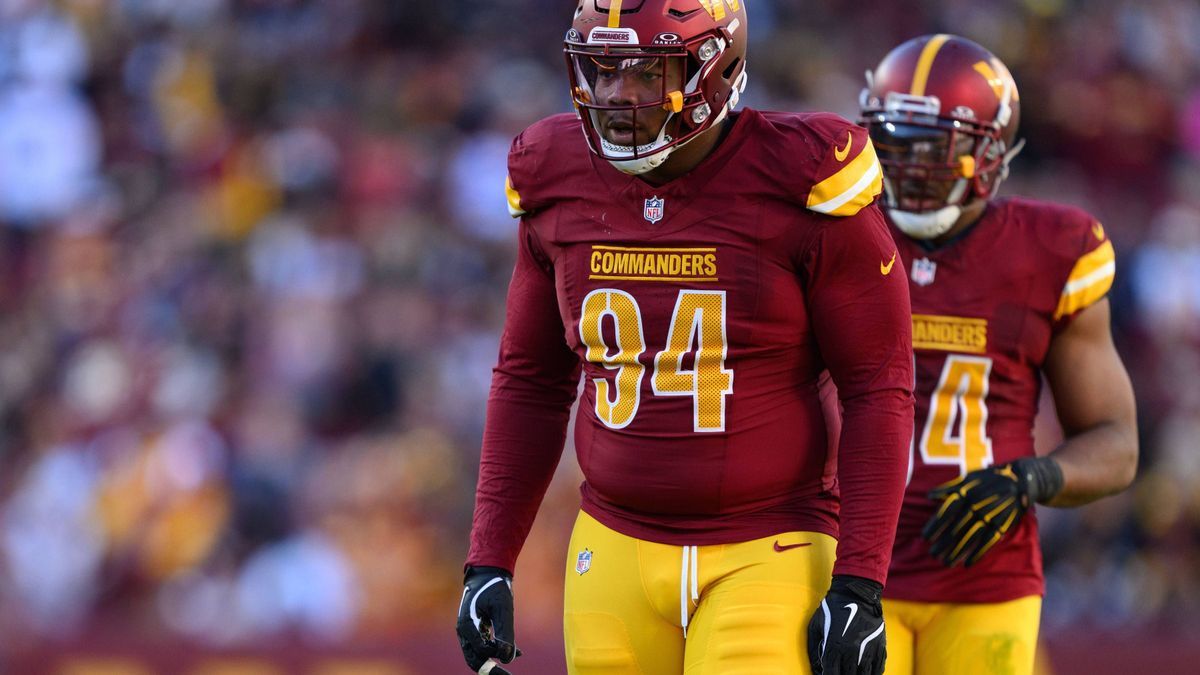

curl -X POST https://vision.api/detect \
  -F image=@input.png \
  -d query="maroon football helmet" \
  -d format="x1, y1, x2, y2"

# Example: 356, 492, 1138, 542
860, 34, 1023, 238
564, 0, 749, 174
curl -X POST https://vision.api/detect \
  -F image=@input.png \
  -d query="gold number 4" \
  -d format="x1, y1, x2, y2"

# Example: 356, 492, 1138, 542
919, 354, 994, 475
580, 289, 733, 432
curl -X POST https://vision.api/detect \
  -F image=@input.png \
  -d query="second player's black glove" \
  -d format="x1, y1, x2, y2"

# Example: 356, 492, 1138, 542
807, 574, 887, 675
923, 456, 1064, 567
456, 566, 521, 674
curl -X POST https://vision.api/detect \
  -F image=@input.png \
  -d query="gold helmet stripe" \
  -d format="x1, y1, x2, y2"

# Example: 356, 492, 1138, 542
911, 34, 952, 97
608, 0, 623, 28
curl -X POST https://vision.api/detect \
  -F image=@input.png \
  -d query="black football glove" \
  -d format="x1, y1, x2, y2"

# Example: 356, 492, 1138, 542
923, 456, 1064, 567
807, 575, 886, 675
456, 566, 522, 675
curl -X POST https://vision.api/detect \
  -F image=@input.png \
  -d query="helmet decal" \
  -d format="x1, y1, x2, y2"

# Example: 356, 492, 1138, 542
588, 27, 639, 43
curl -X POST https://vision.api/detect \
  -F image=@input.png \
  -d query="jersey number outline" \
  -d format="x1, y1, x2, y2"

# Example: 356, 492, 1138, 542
579, 289, 733, 432
918, 354, 994, 476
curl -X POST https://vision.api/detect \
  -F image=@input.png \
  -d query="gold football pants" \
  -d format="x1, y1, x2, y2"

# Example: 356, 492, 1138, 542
883, 595, 1042, 675
563, 510, 837, 675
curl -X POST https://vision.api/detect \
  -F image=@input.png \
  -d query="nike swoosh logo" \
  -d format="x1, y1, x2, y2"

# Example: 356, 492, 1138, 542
773, 541, 812, 552
858, 622, 885, 665
833, 131, 853, 162
842, 602, 858, 636
881, 251, 897, 275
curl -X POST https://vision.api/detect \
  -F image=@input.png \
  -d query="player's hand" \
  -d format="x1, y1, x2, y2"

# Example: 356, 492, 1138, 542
456, 566, 522, 674
806, 575, 886, 675
923, 457, 1064, 567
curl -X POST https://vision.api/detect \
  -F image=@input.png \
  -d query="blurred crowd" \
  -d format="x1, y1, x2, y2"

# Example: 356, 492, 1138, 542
0, 0, 1198, 652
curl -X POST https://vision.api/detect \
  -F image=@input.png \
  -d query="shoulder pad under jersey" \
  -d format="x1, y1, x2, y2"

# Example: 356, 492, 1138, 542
801, 113, 883, 218
505, 114, 584, 218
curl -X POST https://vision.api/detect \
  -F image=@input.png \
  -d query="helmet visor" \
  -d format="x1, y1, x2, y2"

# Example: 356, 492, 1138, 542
567, 46, 689, 158
868, 121, 976, 212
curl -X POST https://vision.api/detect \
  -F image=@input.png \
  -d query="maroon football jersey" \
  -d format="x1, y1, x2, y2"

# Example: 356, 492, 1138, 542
885, 197, 1116, 602
467, 109, 915, 583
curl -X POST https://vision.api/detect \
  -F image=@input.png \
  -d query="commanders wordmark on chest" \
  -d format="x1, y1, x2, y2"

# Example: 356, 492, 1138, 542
589, 244, 720, 283
912, 314, 988, 354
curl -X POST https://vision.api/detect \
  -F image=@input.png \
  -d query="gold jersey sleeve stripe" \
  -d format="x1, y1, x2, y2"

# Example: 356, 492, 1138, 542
806, 140, 883, 217
1054, 240, 1115, 319
911, 34, 951, 97
505, 175, 525, 217
1066, 237, 1114, 280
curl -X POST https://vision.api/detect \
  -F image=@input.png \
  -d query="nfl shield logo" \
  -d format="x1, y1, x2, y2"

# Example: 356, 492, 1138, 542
576, 548, 593, 575
912, 257, 937, 286
643, 196, 665, 223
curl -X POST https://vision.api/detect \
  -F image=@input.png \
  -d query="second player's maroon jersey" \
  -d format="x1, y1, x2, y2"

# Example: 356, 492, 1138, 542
467, 109, 915, 583
885, 197, 1116, 602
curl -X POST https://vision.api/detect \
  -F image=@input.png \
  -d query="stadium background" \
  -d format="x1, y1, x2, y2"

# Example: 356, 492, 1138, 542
0, 0, 1196, 673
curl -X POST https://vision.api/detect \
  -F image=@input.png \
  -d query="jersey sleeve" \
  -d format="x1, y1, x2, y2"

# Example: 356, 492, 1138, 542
505, 175, 524, 217
1053, 219, 1116, 326
466, 221, 582, 573
505, 128, 536, 218
803, 116, 883, 218
801, 204, 915, 584
504, 117, 563, 218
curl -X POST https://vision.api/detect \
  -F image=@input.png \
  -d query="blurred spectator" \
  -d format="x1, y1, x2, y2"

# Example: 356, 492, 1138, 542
0, 1, 101, 225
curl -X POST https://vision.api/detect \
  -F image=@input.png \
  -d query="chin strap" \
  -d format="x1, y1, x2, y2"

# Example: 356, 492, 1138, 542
890, 205, 963, 240
606, 148, 676, 175
601, 113, 679, 175
996, 137, 1026, 185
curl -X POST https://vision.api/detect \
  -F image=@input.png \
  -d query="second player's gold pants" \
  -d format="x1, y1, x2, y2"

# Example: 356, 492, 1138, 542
883, 595, 1042, 675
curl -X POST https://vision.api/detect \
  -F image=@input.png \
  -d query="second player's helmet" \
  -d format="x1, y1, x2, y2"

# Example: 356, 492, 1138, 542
860, 34, 1023, 239
565, 0, 749, 174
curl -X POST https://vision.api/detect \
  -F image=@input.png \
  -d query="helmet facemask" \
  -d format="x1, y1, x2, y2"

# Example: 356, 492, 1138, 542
857, 35, 1025, 238
863, 99, 1020, 239
870, 118, 982, 207
565, 27, 746, 175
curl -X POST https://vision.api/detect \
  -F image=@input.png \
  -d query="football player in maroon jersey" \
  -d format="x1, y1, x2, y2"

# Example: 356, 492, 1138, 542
454, 2, 915, 674
858, 34, 1138, 675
